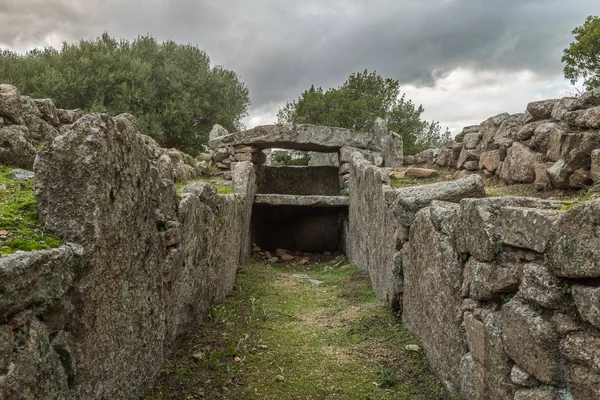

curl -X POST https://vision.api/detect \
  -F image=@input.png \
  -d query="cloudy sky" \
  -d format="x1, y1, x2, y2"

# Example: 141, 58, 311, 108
0, 0, 597, 134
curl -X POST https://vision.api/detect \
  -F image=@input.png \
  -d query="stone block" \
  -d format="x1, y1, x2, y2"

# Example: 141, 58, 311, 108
404, 167, 438, 178
523, 99, 559, 123
561, 332, 600, 399
501, 298, 565, 385
457, 148, 481, 169
479, 150, 503, 172
518, 263, 564, 309
462, 258, 520, 301
499, 142, 537, 183
0, 84, 22, 123
571, 285, 600, 329
548, 199, 600, 278
498, 207, 560, 253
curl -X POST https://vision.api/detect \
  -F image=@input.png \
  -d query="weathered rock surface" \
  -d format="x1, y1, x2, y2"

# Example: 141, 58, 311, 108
502, 298, 565, 385
518, 263, 564, 309
561, 332, 600, 399
547, 199, 600, 278
254, 194, 349, 207
347, 153, 401, 307
209, 123, 380, 152
514, 388, 562, 400
403, 205, 466, 392
209, 124, 228, 140
510, 365, 539, 387
524, 99, 560, 123
10, 168, 34, 180
592, 149, 600, 182
308, 151, 340, 167
571, 285, 600, 329
259, 165, 340, 196
498, 206, 560, 253
18, 113, 250, 399
0, 84, 22, 123
232, 161, 257, 263
499, 142, 537, 183
568, 168, 592, 188
373, 118, 404, 167
0, 125, 36, 168
460, 197, 560, 262
479, 150, 503, 171
457, 148, 481, 169
404, 167, 438, 178
534, 161, 554, 190
462, 258, 520, 301
0, 245, 82, 319
34, 98, 60, 126
339, 145, 383, 166
552, 97, 576, 121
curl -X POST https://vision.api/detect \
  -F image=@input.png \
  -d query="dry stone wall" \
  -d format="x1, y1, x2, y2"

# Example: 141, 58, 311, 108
413, 88, 600, 191
349, 153, 600, 399
347, 152, 486, 308
0, 113, 254, 399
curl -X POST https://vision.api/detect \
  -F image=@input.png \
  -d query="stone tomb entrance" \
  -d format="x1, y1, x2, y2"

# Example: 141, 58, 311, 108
208, 122, 403, 257
251, 159, 349, 254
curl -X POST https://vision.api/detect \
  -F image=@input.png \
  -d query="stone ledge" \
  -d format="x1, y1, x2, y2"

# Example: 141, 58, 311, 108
254, 194, 349, 207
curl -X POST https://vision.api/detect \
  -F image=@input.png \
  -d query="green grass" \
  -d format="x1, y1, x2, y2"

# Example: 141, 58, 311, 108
145, 258, 453, 399
485, 183, 598, 203
175, 177, 234, 195
390, 168, 454, 189
0, 166, 61, 255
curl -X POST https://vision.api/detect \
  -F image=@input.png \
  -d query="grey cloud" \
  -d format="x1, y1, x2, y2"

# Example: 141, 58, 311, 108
0, 0, 597, 116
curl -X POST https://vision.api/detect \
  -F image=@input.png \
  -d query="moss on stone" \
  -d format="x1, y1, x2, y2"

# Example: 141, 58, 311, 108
175, 177, 234, 195
0, 166, 61, 255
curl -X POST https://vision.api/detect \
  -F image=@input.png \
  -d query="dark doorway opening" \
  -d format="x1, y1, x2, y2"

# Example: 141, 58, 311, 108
251, 204, 347, 253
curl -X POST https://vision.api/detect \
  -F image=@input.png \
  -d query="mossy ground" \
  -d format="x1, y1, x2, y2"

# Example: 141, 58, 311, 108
176, 177, 234, 195
144, 259, 453, 399
0, 166, 60, 255
390, 168, 454, 188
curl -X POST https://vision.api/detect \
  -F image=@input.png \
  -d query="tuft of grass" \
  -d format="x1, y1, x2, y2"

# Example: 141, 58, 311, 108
175, 177, 234, 195
215, 184, 235, 195
390, 168, 454, 189
485, 182, 599, 202
377, 365, 400, 388
0, 166, 61, 255
145, 258, 453, 399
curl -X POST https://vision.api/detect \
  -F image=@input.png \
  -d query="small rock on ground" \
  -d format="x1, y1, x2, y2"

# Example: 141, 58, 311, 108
309, 279, 324, 286
404, 167, 438, 178
292, 274, 310, 280
405, 344, 421, 352
280, 254, 295, 262
11, 168, 34, 180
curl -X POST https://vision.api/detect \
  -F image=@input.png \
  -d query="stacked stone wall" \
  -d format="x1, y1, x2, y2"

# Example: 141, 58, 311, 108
412, 89, 600, 191
349, 153, 600, 399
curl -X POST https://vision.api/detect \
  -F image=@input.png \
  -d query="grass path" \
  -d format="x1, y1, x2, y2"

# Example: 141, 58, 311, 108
145, 259, 452, 399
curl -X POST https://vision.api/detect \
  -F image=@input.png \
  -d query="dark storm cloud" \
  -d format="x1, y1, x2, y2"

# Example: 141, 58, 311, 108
0, 0, 597, 114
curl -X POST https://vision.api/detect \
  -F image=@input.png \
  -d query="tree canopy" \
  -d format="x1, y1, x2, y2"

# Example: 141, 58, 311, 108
0, 33, 250, 155
562, 15, 600, 91
277, 70, 448, 155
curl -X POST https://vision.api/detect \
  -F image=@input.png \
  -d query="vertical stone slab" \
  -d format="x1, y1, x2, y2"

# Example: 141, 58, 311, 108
402, 206, 467, 392
232, 161, 257, 264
